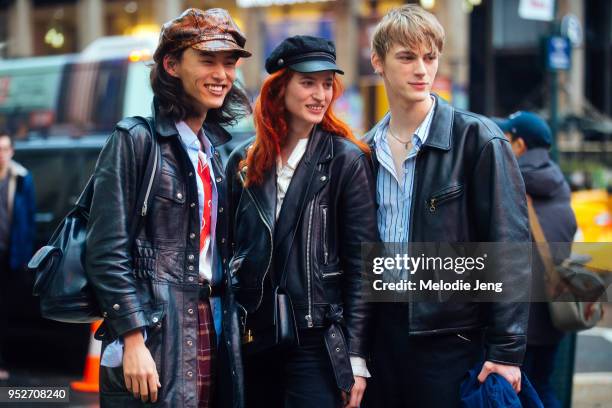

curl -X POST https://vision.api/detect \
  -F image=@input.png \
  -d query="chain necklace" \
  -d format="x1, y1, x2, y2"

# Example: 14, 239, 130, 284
387, 126, 413, 150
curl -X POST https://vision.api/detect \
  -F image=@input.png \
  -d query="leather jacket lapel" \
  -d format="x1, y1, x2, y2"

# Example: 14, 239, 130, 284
243, 166, 276, 232
274, 131, 330, 277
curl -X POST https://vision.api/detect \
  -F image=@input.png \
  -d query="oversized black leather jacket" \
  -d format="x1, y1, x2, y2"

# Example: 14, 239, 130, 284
226, 129, 378, 391
364, 95, 531, 365
86, 106, 244, 407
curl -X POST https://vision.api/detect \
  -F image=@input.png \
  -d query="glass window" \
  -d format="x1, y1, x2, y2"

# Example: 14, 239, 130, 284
493, 0, 549, 49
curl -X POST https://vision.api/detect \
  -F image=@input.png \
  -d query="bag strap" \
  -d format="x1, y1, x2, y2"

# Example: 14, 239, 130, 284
129, 116, 160, 242
526, 195, 562, 297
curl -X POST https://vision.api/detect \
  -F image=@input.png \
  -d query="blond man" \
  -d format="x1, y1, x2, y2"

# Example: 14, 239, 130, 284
363, 5, 530, 407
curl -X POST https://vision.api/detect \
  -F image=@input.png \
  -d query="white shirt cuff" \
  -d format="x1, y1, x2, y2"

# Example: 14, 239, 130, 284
350, 356, 371, 378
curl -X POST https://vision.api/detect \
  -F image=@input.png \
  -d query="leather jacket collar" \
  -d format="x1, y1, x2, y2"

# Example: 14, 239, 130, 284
365, 93, 452, 152
151, 99, 232, 147
242, 127, 333, 233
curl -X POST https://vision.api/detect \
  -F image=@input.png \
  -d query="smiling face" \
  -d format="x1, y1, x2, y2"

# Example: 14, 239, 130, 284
164, 48, 238, 115
372, 43, 439, 106
284, 70, 334, 130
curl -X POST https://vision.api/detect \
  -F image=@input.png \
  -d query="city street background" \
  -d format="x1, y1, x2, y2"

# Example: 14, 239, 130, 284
0, 0, 611, 407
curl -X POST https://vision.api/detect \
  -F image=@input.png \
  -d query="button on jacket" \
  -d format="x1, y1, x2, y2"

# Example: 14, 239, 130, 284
85, 103, 244, 408
364, 94, 531, 365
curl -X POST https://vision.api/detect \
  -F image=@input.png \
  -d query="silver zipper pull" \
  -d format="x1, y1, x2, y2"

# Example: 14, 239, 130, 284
429, 198, 436, 213
141, 202, 148, 216
305, 314, 313, 328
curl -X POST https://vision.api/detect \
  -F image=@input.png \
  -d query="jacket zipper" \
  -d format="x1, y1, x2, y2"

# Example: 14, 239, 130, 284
322, 206, 329, 265
321, 271, 342, 278
427, 185, 463, 213
141, 146, 158, 216
305, 201, 315, 328
239, 172, 273, 311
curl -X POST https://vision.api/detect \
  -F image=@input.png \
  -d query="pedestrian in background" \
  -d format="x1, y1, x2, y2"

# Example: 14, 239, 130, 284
85, 8, 251, 407
0, 129, 36, 381
226, 35, 377, 408
494, 111, 577, 408
364, 5, 531, 407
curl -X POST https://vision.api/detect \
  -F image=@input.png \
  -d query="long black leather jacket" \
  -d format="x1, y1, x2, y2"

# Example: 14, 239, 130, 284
364, 95, 531, 365
226, 129, 378, 391
86, 106, 244, 407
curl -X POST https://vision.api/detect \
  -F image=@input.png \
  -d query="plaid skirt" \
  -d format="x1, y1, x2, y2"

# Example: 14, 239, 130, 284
197, 300, 216, 408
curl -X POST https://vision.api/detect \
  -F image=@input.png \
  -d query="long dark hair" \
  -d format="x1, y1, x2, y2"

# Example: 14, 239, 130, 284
150, 46, 252, 125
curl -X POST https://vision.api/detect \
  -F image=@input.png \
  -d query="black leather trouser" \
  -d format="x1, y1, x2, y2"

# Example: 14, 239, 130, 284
244, 328, 342, 408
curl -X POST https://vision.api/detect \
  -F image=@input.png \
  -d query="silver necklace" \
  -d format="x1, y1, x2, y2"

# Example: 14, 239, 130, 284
387, 126, 412, 150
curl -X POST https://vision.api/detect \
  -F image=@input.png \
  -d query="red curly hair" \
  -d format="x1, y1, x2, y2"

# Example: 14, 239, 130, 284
240, 68, 369, 186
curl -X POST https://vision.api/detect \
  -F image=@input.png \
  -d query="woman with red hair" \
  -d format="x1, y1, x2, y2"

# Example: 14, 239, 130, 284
226, 36, 379, 408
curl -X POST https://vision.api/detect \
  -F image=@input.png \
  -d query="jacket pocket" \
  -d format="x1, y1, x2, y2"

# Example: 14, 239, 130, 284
155, 171, 186, 204
426, 184, 464, 213
151, 172, 186, 241
320, 263, 343, 280
320, 205, 329, 265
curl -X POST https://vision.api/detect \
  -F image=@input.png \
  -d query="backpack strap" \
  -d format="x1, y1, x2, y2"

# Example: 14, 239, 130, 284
129, 116, 160, 242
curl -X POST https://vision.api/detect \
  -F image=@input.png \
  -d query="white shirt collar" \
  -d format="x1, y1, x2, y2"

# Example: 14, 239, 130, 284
276, 138, 309, 175
175, 121, 213, 154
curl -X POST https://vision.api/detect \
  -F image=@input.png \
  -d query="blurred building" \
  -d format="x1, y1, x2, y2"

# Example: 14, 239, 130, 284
0, 0, 610, 139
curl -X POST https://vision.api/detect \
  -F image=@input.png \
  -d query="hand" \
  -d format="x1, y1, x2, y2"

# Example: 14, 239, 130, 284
123, 330, 161, 403
585, 302, 600, 321
477, 361, 521, 393
341, 376, 367, 408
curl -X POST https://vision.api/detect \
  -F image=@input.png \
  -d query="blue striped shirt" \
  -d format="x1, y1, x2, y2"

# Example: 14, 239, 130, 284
374, 97, 436, 244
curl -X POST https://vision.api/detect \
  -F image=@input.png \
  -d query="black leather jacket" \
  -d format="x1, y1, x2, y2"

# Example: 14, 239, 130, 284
86, 106, 244, 407
364, 95, 531, 365
226, 129, 378, 391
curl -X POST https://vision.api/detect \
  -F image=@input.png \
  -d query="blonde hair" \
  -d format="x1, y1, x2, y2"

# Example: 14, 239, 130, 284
371, 4, 445, 58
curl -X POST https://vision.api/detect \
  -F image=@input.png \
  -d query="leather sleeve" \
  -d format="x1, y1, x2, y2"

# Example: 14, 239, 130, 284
85, 125, 151, 338
471, 136, 531, 365
339, 153, 379, 358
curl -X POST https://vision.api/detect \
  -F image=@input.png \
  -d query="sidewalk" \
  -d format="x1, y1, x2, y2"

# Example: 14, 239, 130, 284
572, 303, 612, 407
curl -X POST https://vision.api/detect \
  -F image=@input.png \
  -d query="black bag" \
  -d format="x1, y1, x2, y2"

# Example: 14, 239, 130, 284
29, 116, 160, 323
242, 286, 300, 355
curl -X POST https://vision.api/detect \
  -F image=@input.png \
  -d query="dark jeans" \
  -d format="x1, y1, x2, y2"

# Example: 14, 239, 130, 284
365, 307, 484, 408
244, 328, 342, 408
522, 343, 562, 408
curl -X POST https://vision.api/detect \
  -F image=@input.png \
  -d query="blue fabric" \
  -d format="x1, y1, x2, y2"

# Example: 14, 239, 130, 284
9, 171, 36, 271
460, 362, 543, 408
374, 96, 435, 245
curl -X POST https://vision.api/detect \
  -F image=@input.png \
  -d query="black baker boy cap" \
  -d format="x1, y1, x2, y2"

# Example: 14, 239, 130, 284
265, 35, 344, 75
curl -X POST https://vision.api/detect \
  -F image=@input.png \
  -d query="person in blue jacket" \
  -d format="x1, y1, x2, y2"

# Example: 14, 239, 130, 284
0, 129, 36, 380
